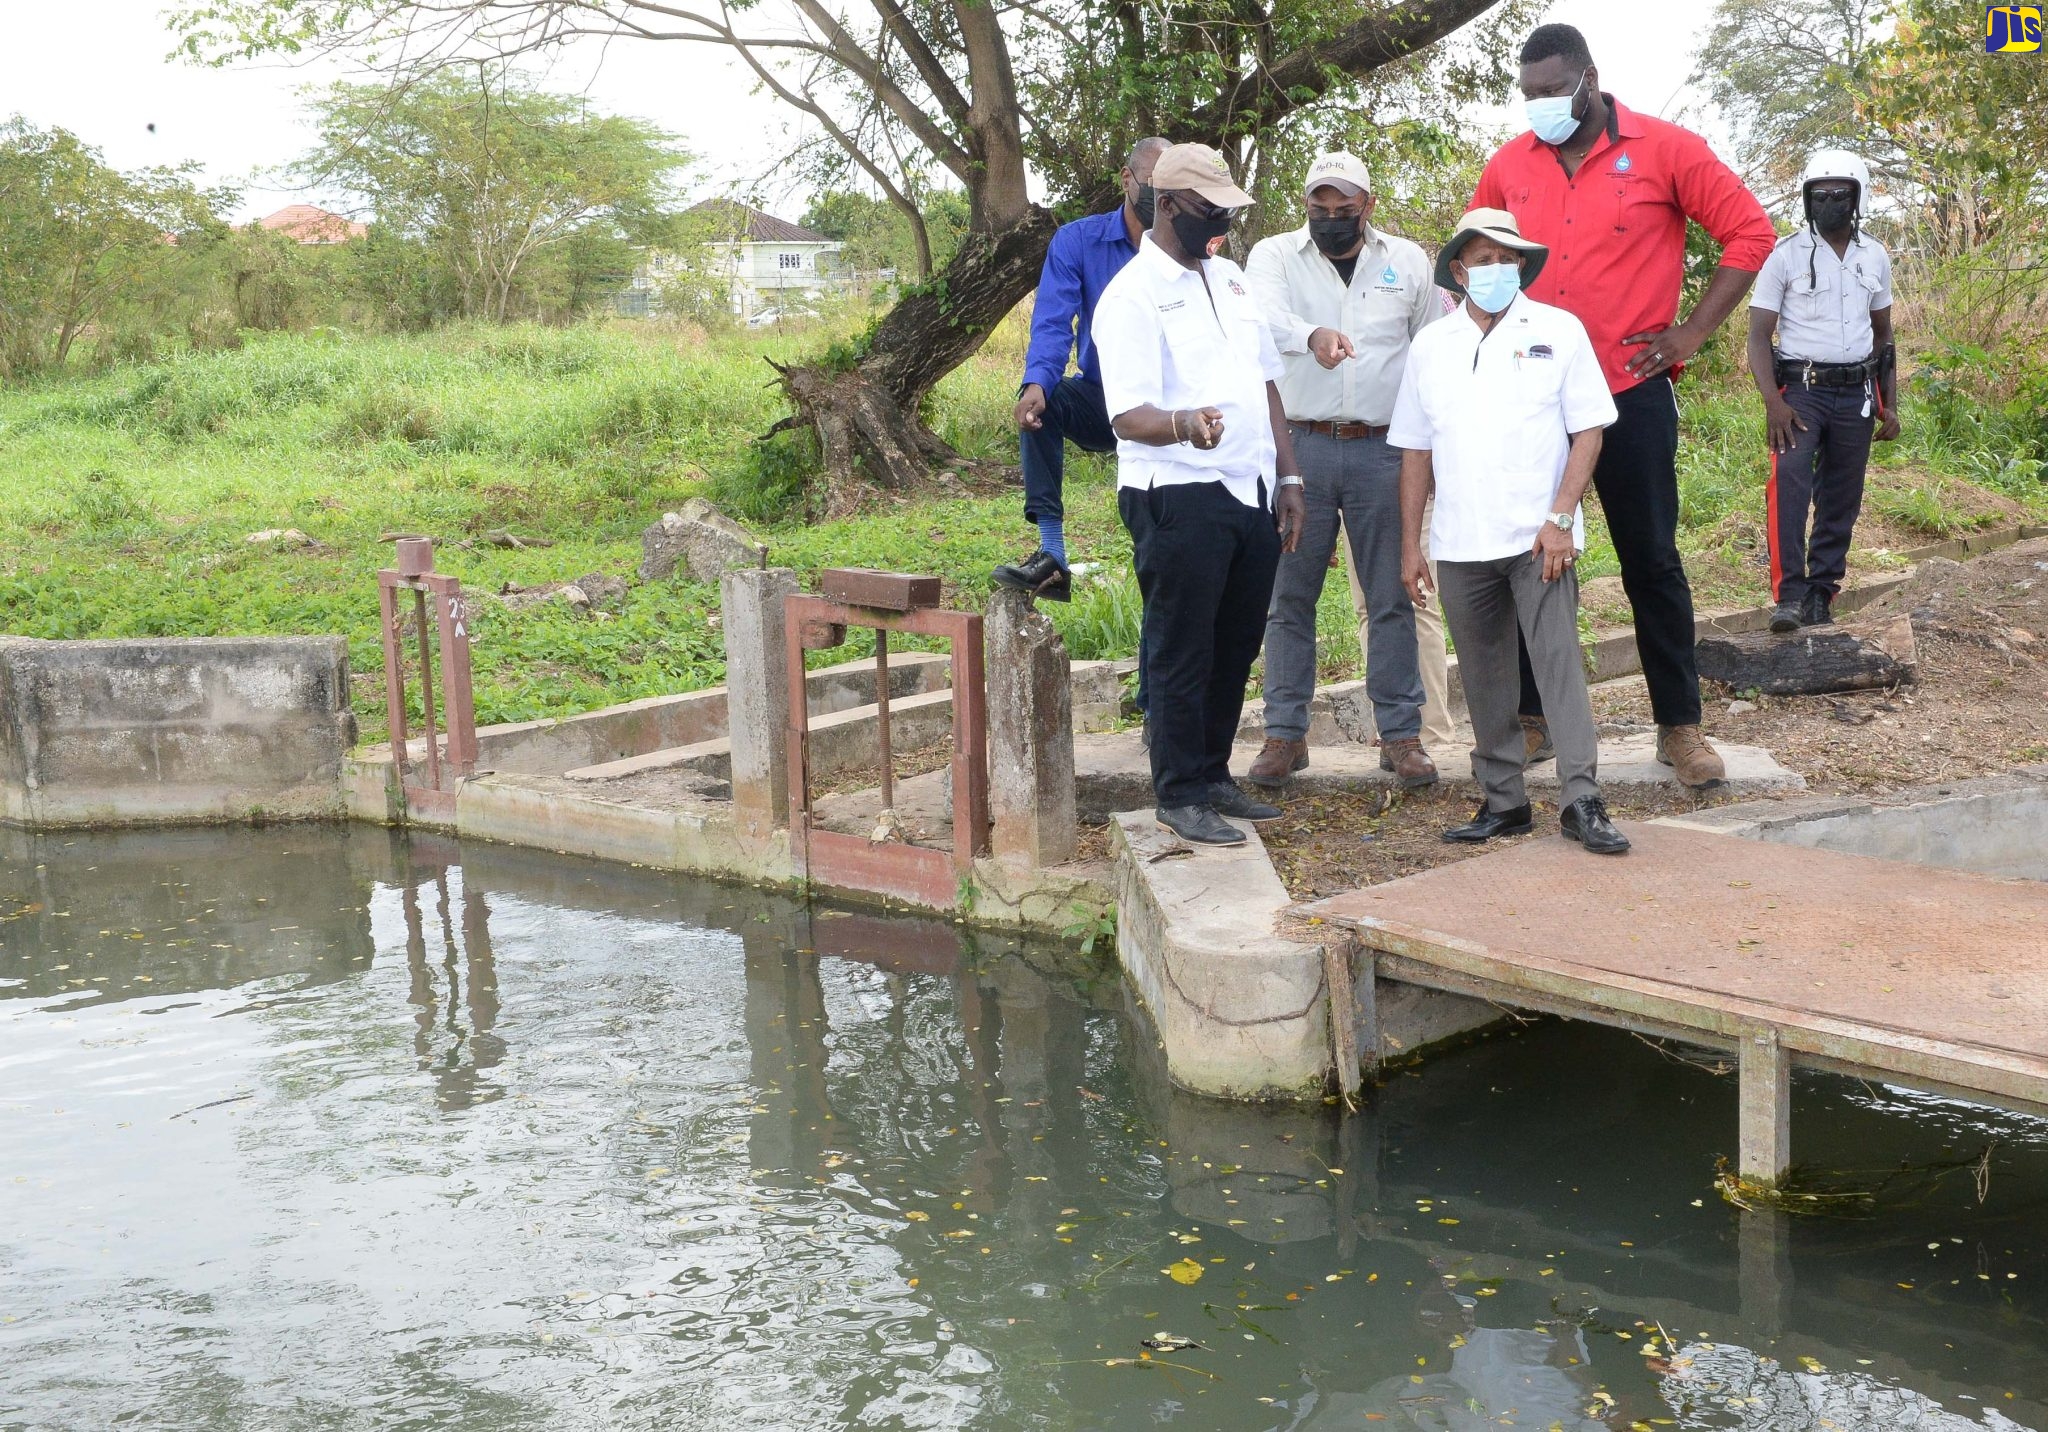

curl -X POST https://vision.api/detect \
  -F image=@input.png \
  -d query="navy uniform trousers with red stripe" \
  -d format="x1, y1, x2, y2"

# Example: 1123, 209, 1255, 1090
1769, 381, 1876, 607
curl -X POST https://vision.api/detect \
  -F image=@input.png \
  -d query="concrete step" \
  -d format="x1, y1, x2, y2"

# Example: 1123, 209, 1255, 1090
565, 687, 960, 783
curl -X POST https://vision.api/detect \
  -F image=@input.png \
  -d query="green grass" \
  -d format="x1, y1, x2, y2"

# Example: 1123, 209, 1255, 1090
1, 318, 2039, 744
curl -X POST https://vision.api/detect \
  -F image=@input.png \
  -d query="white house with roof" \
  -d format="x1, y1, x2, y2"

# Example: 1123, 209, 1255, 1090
619, 200, 847, 320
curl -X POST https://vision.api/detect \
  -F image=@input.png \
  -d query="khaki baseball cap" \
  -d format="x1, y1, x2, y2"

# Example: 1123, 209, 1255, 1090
1303, 152, 1372, 199
1150, 143, 1255, 209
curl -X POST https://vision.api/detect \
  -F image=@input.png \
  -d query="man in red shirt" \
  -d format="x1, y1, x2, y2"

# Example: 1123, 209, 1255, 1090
1473, 23, 1776, 790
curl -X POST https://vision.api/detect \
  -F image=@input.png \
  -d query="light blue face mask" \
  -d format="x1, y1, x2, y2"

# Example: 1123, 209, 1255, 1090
1525, 70, 1589, 146
1461, 262, 1521, 314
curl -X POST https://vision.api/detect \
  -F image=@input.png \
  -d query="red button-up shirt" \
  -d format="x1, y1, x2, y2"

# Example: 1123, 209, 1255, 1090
1472, 99, 1775, 394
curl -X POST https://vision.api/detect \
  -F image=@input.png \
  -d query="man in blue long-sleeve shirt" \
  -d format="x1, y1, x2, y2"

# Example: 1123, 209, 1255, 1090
992, 136, 1169, 603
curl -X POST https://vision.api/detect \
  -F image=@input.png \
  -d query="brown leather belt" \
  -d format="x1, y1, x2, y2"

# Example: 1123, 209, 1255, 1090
1294, 419, 1388, 439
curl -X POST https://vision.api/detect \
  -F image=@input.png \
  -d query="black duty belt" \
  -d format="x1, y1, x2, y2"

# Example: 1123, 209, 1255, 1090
1775, 356, 1876, 389
1294, 419, 1389, 439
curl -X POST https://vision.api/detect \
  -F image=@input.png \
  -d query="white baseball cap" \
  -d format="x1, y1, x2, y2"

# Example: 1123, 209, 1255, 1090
1303, 152, 1372, 199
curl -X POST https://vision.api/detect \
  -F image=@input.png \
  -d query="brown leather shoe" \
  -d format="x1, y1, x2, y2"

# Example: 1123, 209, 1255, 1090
1378, 737, 1439, 789
1520, 714, 1554, 764
1247, 736, 1309, 789
1656, 723, 1728, 790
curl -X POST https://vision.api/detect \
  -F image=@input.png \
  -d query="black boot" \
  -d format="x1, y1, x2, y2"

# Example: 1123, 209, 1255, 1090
991, 549, 1071, 602
1560, 794, 1631, 855
1442, 802, 1534, 844
1156, 804, 1244, 846
1801, 588, 1834, 626
1769, 600, 1803, 634
1208, 781, 1281, 823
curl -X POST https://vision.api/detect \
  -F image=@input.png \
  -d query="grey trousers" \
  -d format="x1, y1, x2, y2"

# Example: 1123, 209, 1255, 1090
1262, 430, 1423, 742
1437, 551, 1600, 811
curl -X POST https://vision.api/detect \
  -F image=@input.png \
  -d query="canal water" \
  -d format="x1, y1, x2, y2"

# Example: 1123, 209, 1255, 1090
3, 827, 2044, 1431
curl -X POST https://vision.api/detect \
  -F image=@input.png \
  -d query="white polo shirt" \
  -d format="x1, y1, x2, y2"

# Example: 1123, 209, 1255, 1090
1243, 223, 1437, 424
1750, 228, 1894, 365
1095, 237, 1285, 509
1386, 293, 1617, 563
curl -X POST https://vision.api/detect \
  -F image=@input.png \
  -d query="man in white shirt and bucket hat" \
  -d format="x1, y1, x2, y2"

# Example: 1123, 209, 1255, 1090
1093, 142, 1307, 847
1387, 208, 1630, 855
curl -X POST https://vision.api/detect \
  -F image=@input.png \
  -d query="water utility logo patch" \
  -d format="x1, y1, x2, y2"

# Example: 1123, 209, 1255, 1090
1986, 5, 2043, 52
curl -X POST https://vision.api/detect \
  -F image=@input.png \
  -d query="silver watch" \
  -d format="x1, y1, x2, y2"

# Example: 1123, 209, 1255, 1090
1277, 475, 1305, 490
1547, 511, 1574, 532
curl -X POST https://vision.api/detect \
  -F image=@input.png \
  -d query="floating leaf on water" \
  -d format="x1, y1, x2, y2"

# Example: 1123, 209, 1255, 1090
903, 1211, 930, 1222
1163, 1259, 1204, 1285
1140, 1333, 1205, 1352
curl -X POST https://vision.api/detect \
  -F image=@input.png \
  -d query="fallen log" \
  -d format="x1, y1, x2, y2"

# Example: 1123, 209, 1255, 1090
1696, 615, 1917, 697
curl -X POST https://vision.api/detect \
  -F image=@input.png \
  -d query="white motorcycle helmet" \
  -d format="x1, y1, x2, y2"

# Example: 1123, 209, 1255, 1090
1801, 148, 1870, 220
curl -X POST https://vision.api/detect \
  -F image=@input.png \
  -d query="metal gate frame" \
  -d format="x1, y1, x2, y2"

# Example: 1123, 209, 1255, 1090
378, 537, 478, 821
783, 594, 987, 908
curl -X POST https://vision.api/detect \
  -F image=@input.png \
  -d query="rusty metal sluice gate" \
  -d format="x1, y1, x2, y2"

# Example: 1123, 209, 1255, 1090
378, 536, 478, 822
784, 569, 989, 909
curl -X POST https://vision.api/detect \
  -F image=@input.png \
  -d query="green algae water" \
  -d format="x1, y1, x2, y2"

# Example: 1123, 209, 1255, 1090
3, 825, 2045, 1431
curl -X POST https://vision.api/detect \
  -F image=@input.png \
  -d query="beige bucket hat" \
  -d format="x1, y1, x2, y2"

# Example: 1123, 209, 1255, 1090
1433, 207, 1549, 294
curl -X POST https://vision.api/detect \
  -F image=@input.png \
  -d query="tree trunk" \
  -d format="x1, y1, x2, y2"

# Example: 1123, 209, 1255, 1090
774, 205, 1059, 491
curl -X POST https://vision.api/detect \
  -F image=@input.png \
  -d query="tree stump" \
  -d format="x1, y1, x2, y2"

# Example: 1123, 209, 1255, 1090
1696, 615, 1917, 696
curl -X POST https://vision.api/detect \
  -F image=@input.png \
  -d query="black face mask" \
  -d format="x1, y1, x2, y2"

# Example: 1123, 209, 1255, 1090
1808, 193, 1855, 233
1133, 184, 1157, 228
1169, 203, 1233, 257
1308, 215, 1362, 257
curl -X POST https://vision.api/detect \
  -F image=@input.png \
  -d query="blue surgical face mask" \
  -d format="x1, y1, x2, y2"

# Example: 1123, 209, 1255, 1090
1525, 70, 1588, 146
1461, 262, 1521, 314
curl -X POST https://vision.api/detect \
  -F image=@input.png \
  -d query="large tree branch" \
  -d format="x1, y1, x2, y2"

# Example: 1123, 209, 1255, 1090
867, 0, 972, 134
1181, 0, 1505, 141
952, 0, 1029, 229
787, 0, 974, 183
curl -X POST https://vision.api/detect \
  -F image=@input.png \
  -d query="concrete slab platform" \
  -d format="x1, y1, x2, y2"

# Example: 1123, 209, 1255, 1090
1301, 822, 2048, 1181
1075, 730, 1802, 819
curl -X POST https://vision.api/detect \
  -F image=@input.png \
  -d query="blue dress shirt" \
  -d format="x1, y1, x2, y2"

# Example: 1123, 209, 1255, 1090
1021, 207, 1139, 394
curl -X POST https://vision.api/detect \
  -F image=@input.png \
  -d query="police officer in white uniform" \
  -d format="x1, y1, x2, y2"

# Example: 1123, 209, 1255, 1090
1746, 149, 1899, 632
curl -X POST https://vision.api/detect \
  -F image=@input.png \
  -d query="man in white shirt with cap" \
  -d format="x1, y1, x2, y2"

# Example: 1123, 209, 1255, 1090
1388, 208, 1629, 855
1093, 142, 1307, 847
1244, 151, 1445, 794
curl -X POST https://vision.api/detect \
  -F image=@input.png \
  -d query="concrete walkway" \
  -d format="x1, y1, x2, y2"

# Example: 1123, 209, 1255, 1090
1301, 822, 2048, 1185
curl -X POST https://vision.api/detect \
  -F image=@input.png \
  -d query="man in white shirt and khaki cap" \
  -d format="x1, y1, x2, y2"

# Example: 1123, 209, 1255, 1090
1244, 151, 1447, 793
1388, 208, 1630, 855
1093, 142, 1307, 847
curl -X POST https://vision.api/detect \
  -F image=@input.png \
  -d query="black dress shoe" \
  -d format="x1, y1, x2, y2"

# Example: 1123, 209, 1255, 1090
1769, 600, 1803, 634
1560, 794, 1631, 855
1208, 781, 1281, 823
1156, 803, 1245, 846
990, 549, 1071, 602
1441, 802, 1534, 844
1801, 588, 1834, 626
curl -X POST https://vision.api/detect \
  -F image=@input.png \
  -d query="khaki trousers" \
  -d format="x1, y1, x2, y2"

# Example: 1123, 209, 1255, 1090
1342, 496, 1456, 751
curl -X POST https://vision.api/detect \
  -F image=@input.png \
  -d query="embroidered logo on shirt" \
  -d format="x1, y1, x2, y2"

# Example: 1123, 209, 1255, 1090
1158, 299, 1186, 312
1381, 264, 1399, 285
1614, 151, 1633, 173
1524, 344, 1555, 360
1226, 279, 1248, 296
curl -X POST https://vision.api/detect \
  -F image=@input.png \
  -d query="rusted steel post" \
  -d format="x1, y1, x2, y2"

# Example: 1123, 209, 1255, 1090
413, 588, 442, 793
378, 578, 409, 786
950, 612, 989, 863
784, 600, 814, 847
432, 576, 478, 777
874, 630, 894, 811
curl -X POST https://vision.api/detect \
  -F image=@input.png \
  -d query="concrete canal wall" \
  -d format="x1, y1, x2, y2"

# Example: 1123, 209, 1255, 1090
0, 635, 355, 828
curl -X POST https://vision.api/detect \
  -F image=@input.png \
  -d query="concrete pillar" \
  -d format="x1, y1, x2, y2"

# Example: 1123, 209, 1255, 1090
721, 567, 799, 839
1738, 1025, 1792, 1187
985, 588, 1077, 867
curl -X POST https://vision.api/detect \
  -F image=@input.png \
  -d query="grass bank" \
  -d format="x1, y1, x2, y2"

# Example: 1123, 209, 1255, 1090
0, 318, 2039, 744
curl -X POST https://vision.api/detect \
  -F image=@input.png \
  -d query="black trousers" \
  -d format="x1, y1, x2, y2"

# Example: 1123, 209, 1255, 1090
1119, 479, 1280, 808
1769, 382, 1874, 605
1521, 375, 1700, 727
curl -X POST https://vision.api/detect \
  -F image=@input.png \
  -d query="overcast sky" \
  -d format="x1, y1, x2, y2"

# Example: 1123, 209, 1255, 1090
2, 0, 1719, 223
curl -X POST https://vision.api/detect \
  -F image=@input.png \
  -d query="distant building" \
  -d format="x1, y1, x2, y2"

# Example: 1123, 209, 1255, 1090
253, 204, 367, 246
616, 200, 846, 320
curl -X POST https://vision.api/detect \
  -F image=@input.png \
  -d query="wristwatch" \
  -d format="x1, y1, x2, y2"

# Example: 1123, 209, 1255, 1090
1547, 511, 1574, 532
1277, 475, 1305, 490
